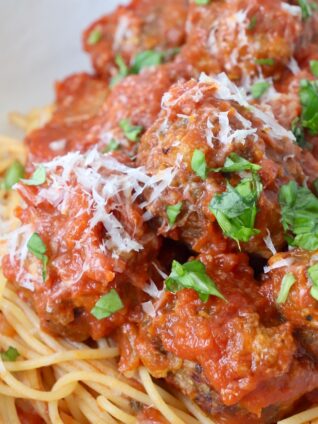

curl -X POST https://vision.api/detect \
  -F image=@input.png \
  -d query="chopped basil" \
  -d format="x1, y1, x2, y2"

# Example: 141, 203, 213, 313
191, 149, 208, 180
277, 273, 296, 304
27, 233, 48, 281
210, 153, 260, 173
299, 79, 318, 135
279, 181, 318, 250
91, 289, 124, 320
298, 0, 313, 19
310, 60, 318, 77
255, 58, 275, 66
110, 55, 129, 87
103, 139, 120, 152
251, 81, 270, 99
119, 119, 143, 142
130, 50, 164, 75
308, 263, 318, 300
247, 16, 257, 30
194, 0, 211, 5
22, 166, 46, 186
87, 28, 102, 45
314, 178, 318, 195
166, 202, 183, 226
165, 260, 225, 302
3, 160, 25, 190
291, 118, 307, 147
209, 174, 262, 243
1, 346, 20, 362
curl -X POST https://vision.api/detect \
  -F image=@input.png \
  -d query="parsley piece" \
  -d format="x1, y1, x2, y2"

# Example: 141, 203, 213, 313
194, 0, 211, 5
298, 0, 313, 19
291, 118, 307, 147
91, 289, 124, 320
310, 60, 318, 77
103, 139, 120, 152
247, 16, 257, 30
166, 202, 183, 226
110, 55, 129, 87
191, 149, 208, 179
119, 119, 143, 142
3, 160, 24, 190
308, 263, 318, 300
22, 166, 46, 186
255, 58, 275, 66
130, 50, 164, 75
166, 260, 225, 302
1, 346, 20, 362
277, 273, 296, 304
279, 181, 318, 250
251, 81, 270, 99
299, 79, 318, 135
209, 174, 262, 243
87, 28, 102, 45
210, 153, 261, 173
27, 233, 48, 281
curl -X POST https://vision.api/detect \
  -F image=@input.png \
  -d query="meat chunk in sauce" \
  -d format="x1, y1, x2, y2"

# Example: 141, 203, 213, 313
181, 0, 316, 83
120, 253, 318, 422
261, 250, 318, 358
2, 150, 163, 341
138, 74, 318, 258
25, 63, 189, 165
83, 0, 188, 80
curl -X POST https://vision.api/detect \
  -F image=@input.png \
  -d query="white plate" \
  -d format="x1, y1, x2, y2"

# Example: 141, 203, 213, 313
0, 0, 126, 136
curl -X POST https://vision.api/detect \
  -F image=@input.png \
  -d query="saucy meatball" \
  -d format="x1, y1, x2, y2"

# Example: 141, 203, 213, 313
1, 149, 174, 341
83, 0, 188, 80
138, 74, 318, 257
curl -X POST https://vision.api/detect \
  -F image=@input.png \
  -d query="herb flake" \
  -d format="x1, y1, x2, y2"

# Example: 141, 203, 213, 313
91, 289, 124, 320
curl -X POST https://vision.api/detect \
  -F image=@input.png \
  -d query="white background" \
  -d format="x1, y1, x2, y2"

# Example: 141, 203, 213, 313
0, 0, 125, 135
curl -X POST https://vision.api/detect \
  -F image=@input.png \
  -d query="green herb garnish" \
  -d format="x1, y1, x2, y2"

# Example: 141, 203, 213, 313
194, 0, 211, 5
103, 139, 120, 152
27, 233, 48, 281
298, 0, 313, 19
1, 346, 20, 362
22, 166, 46, 186
3, 160, 25, 190
255, 58, 275, 66
308, 263, 318, 300
291, 118, 307, 147
210, 153, 261, 173
166, 202, 183, 226
119, 119, 143, 142
209, 174, 262, 243
310, 60, 318, 77
247, 16, 257, 30
91, 289, 124, 320
130, 50, 164, 74
279, 181, 318, 250
191, 149, 208, 180
87, 28, 102, 45
166, 260, 225, 302
277, 273, 296, 304
251, 81, 270, 99
299, 79, 318, 135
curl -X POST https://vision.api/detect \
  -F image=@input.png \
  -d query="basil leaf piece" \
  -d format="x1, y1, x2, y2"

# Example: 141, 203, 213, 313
91, 289, 124, 320
166, 260, 225, 302
166, 202, 183, 226
251, 81, 270, 99
27, 233, 48, 282
299, 79, 318, 135
195, 0, 211, 5
291, 118, 307, 147
103, 139, 120, 153
3, 160, 25, 190
247, 16, 257, 30
210, 153, 261, 173
298, 0, 313, 19
277, 273, 296, 304
130, 50, 164, 75
191, 149, 208, 179
22, 166, 46, 186
209, 174, 262, 243
279, 181, 318, 250
310, 60, 318, 77
1, 346, 20, 362
308, 263, 318, 300
110, 55, 130, 87
255, 58, 275, 66
119, 119, 143, 142
87, 28, 102, 45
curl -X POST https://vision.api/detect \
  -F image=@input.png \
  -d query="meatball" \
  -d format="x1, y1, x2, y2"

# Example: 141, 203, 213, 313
1, 149, 175, 341
180, 0, 313, 83
125, 253, 318, 422
138, 74, 318, 257
261, 250, 318, 357
83, 0, 188, 80
25, 63, 188, 165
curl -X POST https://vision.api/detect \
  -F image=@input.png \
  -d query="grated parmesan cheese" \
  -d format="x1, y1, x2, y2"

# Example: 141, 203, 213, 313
263, 229, 277, 255
281, 3, 301, 16
142, 301, 156, 318
264, 257, 294, 274
49, 140, 67, 151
